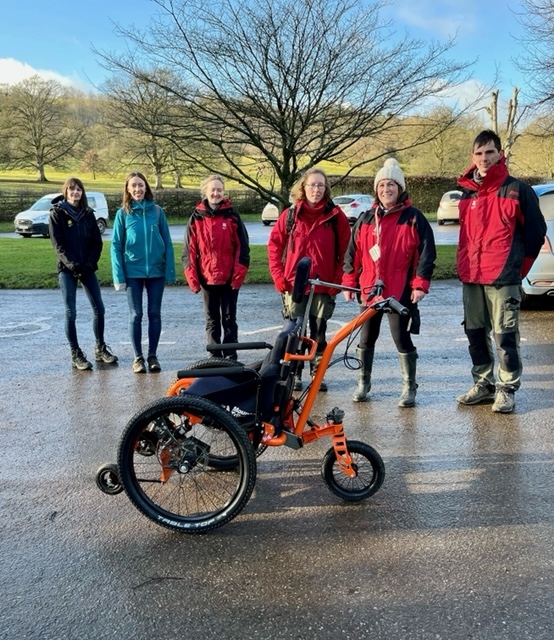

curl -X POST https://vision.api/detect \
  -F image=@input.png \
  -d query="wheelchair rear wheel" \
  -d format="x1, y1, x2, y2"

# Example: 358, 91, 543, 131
118, 395, 257, 533
187, 357, 245, 369
173, 357, 267, 465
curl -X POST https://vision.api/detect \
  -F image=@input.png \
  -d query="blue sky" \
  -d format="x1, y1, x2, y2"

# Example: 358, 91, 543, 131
0, 0, 529, 109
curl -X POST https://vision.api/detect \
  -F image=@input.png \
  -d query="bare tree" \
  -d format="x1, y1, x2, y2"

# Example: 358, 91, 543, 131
103, 74, 174, 188
97, 0, 486, 205
0, 76, 82, 182
515, 0, 554, 107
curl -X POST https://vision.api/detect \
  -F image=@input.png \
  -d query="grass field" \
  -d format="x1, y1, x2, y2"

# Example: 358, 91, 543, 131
0, 239, 457, 289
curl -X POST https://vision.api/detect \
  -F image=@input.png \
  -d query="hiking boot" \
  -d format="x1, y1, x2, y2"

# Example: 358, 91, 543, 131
95, 343, 118, 364
293, 375, 303, 391
71, 348, 93, 371
456, 383, 496, 405
314, 377, 328, 393
492, 389, 515, 413
147, 355, 161, 372
133, 356, 146, 374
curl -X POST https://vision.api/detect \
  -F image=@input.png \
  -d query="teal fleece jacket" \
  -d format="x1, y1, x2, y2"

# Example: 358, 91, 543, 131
111, 199, 176, 285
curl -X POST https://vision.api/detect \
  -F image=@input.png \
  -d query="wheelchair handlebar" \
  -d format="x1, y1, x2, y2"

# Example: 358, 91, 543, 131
385, 297, 410, 316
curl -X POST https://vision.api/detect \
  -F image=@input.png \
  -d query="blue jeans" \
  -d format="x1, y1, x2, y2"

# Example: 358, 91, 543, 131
126, 277, 166, 358
58, 270, 105, 351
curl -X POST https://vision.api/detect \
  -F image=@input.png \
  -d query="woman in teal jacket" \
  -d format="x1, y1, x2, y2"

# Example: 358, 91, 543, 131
111, 171, 176, 373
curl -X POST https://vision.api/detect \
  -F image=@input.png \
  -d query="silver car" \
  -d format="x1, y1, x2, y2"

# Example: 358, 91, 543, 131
521, 184, 554, 307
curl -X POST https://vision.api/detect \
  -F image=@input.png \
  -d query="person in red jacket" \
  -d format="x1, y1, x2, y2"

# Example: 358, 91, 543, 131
456, 130, 546, 413
182, 175, 250, 360
342, 158, 436, 407
267, 167, 351, 391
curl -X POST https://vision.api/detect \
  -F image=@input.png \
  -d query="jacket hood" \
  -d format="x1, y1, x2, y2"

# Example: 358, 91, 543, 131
458, 156, 508, 193
195, 198, 233, 217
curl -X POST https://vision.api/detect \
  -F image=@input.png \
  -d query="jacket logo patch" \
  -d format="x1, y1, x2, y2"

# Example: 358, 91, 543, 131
508, 190, 519, 196
222, 222, 228, 229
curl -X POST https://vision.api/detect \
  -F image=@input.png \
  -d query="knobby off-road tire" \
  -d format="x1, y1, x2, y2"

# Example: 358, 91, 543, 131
322, 440, 385, 502
118, 395, 257, 533
186, 357, 245, 369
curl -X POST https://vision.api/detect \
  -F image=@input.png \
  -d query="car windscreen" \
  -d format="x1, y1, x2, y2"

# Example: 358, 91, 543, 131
443, 192, 462, 202
334, 197, 355, 204
30, 196, 57, 211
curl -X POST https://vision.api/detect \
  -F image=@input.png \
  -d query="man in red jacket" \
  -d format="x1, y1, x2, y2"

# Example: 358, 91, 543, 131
456, 130, 546, 413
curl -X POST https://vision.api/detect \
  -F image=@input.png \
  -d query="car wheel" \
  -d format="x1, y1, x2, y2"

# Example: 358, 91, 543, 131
520, 290, 536, 310
97, 219, 107, 234
262, 221, 271, 226
438, 219, 445, 226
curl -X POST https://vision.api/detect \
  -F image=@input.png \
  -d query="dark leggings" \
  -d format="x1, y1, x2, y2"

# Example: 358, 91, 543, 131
201, 284, 239, 358
358, 306, 414, 353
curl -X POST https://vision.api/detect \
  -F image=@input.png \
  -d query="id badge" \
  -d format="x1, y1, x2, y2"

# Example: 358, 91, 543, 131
369, 244, 381, 262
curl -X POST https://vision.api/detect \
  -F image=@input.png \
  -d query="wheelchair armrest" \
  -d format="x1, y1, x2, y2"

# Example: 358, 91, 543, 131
206, 342, 273, 352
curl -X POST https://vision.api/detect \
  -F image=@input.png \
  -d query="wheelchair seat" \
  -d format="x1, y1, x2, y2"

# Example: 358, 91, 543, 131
181, 319, 300, 426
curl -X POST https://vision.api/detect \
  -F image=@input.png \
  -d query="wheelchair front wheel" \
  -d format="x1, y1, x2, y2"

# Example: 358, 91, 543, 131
322, 440, 385, 502
118, 395, 257, 533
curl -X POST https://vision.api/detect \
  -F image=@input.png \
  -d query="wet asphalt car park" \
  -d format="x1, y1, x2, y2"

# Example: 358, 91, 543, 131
1, 277, 554, 640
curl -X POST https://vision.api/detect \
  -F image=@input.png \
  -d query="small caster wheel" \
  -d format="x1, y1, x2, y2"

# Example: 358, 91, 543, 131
96, 463, 123, 495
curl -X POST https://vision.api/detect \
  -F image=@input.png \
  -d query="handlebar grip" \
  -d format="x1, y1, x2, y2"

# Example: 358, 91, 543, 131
388, 297, 410, 316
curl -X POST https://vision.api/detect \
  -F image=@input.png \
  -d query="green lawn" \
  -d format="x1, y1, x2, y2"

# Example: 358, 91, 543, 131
0, 239, 457, 289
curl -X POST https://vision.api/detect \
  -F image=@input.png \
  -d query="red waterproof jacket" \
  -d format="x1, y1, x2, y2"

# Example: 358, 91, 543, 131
267, 200, 352, 295
182, 199, 250, 292
457, 158, 546, 285
342, 196, 436, 303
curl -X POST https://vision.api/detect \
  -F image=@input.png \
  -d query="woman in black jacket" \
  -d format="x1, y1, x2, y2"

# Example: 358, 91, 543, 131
49, 177, 117, 370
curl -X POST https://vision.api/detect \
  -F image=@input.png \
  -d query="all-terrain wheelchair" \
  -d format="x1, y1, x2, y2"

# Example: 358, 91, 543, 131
96, 257, 409, 533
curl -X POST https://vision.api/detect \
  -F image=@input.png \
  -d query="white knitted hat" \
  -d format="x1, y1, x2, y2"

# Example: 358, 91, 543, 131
374, 158, 405, 192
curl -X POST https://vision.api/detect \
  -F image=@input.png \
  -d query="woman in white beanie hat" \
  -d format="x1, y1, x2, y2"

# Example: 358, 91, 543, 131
342, 158, 436, 407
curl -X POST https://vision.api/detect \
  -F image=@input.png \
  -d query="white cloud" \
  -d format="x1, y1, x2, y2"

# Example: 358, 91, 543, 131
394, 1, 476, 39
0, 57, 79, 87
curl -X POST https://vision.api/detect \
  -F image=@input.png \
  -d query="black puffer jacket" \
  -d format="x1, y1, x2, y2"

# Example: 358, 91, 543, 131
49, 196, 103, 275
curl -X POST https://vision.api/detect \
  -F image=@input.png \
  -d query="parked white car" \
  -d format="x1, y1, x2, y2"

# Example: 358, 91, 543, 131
437, 190, 462, 225
333, 194, 374, 224
261, 200, 280, 226
14, 191, 109, 237
521, 183, 554, 307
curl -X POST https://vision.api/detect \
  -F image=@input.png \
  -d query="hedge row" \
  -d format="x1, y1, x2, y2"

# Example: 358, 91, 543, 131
0, 175, 546, 222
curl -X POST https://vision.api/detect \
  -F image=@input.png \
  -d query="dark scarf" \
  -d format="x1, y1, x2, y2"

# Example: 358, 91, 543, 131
60, 199, 85, 221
